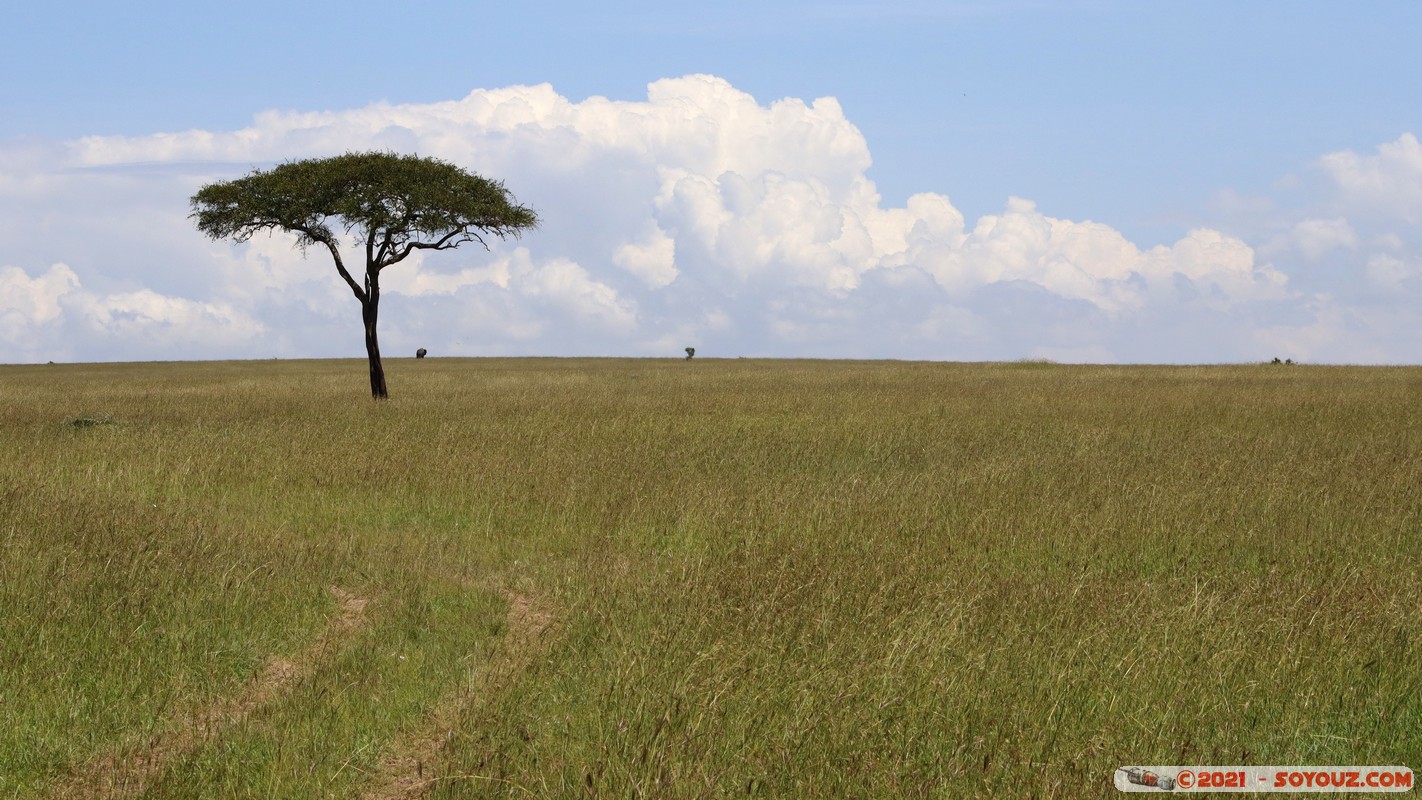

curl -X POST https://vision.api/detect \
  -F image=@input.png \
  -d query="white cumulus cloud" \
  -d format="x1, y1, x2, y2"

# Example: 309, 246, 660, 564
0, 262, 264, 362
612, 224, 678, 288
1318, 133, 1422, 222
7, 74, 1416, 364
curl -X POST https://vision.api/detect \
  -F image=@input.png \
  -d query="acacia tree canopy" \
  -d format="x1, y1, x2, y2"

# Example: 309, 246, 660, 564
191, 152, 538, 398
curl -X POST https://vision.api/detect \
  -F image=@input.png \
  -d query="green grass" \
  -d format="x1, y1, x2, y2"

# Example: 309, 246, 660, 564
2, 358, 1420, 798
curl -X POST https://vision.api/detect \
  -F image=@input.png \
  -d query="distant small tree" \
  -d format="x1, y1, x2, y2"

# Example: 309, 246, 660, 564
685, 347, 696, 360
191, 152, 538, 399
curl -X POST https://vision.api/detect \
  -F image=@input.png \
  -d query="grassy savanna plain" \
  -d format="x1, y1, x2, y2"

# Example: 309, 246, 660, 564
2, 358, 1420, 798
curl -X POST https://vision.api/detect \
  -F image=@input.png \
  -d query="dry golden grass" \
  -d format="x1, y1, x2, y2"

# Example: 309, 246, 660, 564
1, 358, 1419, 798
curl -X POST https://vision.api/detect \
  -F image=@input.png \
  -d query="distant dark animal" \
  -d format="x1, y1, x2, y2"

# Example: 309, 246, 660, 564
416, 348, 428, 359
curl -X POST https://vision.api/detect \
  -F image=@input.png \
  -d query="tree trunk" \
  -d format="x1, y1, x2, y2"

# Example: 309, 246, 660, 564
362, 298, 388, 399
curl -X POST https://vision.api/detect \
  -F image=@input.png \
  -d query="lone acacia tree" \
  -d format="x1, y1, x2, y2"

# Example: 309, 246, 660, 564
190, 152, 538, 398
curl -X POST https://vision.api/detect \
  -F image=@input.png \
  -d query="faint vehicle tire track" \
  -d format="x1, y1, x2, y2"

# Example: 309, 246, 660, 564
47, 586, 371, 800
360, 589, 555, 800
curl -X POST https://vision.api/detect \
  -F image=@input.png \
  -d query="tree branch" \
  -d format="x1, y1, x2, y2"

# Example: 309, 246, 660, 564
375, 228, 395, 269
365, 225, 378, 276
330, 242, 367, 304
294, 223, 366, 304
385, 227, 488, 269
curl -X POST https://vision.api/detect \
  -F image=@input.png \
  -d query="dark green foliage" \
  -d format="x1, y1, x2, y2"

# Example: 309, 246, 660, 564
190, 152, 538, 398
191, 152, 537, 269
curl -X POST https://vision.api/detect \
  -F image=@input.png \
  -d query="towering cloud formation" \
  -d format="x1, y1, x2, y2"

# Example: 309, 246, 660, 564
1, 75, 1409, 363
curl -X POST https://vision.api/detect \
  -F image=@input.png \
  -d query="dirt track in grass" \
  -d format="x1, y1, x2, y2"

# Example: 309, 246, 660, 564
359, 590, 555, 800
47, 586, 371, 800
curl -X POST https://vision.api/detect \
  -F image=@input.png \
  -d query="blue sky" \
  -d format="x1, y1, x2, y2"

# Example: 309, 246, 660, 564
3, 1, 1422, 363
